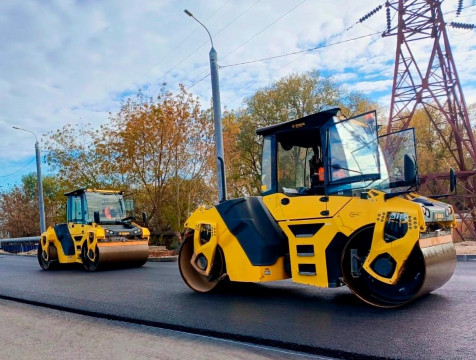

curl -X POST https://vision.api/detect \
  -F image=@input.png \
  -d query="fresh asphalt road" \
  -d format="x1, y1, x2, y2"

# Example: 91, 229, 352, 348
0, 299, 329, 360
0, 255, 474, 360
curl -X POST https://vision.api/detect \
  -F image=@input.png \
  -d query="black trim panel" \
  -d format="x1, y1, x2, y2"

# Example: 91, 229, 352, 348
54, 224, 76, 256
325, 232, 348, 287
216, 197, 287, 266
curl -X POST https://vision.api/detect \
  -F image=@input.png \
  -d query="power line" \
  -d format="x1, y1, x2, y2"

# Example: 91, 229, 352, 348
213, 0, 263, 39
132, 0, 233, 87
146, 0, 264, 97
186, 73, 211, 91
221, 0, 307, 60
220, 32, 381, 69
445, 3, 476, 15
0, 158, 36, 178
221, 30, 382, 106
346, 3, 385, 31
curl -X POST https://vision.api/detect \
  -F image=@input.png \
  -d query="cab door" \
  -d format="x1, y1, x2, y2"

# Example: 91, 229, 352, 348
66, 194, 87, 260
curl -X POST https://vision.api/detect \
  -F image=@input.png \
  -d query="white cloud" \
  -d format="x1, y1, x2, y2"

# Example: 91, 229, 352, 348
0, 0, 475, 186
347, 79, 394, 93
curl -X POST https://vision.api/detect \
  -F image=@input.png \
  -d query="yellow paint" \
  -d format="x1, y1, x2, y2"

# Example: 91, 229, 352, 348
41, 222, 149, 266
183, 190, 456, 289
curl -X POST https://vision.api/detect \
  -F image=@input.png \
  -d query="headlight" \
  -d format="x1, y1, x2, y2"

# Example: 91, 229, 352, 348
384, 212, 408, 243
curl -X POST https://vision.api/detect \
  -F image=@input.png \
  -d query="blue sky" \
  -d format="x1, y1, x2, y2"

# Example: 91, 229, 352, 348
1, 0, 476, 189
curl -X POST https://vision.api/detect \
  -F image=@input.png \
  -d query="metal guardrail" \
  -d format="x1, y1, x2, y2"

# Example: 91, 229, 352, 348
0, 236, 40, 254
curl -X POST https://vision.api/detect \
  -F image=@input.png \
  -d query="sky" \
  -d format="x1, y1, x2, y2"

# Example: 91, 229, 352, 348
1, 0, 476, 189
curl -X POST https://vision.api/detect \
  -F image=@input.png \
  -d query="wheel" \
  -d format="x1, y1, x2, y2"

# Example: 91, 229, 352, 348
341, 227, 425, 308
38, 242, 57, 270
82, 243, 100, 272
178, 233, 226, 293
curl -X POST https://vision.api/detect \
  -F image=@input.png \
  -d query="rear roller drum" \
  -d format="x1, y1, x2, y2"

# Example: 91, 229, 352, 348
178, 233, 226, 293
341, 227, 425, 308
38, 242, 57, 271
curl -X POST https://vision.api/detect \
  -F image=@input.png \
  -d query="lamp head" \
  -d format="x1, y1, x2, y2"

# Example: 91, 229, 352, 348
184, 9, 193, 17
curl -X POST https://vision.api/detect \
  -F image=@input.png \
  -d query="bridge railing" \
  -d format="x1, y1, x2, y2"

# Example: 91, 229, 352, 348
0, 236, 40, 254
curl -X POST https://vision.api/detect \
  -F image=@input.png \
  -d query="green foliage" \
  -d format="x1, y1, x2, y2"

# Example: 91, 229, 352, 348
3, 71, 378, 236
224, 71, 378, 195
43, 86, 215, 233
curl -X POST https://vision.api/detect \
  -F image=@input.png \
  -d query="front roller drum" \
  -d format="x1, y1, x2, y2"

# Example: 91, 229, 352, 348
178, 234, 226, 293
82, 241, 149, 271
342, 228, 457, 308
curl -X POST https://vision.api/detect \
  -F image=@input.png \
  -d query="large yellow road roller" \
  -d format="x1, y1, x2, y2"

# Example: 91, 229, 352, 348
179, 108, 457, 307
39, 189, 150, 271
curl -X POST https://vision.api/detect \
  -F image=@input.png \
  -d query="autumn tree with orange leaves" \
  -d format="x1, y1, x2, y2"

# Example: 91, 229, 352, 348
44, 86, 214, 233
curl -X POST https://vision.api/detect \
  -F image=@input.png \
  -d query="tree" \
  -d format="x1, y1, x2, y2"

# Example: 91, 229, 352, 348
0, 174, 65, 237
44, 86, 215, 233
224, 71, 378, 195
103, 86, 214, 231
44, 123, 114, 189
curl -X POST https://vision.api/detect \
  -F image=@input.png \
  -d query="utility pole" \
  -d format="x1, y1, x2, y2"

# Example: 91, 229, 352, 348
13, 127, 46, 234
383, 0, 476, 239
184, 9, 227, 203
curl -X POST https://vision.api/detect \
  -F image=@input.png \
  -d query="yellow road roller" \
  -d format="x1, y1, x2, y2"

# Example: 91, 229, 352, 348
179, 108, 457, 308
39, 189, 150, 271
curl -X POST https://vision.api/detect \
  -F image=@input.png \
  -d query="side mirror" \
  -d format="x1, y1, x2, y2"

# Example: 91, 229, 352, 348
404, 154, 416, 185
94, 211, 100, 224
450, 168, 457, 194
142, 212, 148, 225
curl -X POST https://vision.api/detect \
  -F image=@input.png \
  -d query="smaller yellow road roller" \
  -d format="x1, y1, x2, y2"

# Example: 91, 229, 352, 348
38, 189, 150, 271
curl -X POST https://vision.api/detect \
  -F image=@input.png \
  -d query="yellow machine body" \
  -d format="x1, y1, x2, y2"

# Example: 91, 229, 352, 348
178, 108, 458, 307
39, 189, 150, 271
185, 191, 456, 287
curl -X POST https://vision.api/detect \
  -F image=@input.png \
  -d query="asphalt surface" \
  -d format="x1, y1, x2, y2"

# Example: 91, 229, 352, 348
0, 299, 329, 360
0, 255, 475, 360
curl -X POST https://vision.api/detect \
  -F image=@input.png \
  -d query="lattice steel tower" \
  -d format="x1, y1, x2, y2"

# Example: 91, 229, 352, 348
383, 0, 476, 239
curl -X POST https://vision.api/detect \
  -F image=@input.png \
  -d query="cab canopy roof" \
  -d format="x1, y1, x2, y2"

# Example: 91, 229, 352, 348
63, 188, 123, 197
256, 108, 341, 136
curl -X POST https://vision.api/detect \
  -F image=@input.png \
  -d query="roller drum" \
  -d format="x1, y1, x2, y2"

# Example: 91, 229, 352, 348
416, 236, 457, 298
96, 242, 149, 266
342, 230, 457, 308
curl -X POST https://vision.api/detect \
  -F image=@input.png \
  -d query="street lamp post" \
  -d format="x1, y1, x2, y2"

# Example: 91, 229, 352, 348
12, 126, 46, 234
184, 9, 227, 203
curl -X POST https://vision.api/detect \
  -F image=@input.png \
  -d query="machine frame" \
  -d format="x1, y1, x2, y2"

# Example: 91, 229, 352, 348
38, 189, 150, 271
179, 108, 457, 307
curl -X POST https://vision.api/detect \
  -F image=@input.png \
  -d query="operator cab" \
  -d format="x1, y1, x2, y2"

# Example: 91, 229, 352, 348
65, 189, 132, 225
257, 108, 419, 197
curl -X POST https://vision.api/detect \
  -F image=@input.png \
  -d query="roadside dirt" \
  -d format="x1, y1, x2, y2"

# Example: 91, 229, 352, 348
148, 248, 177, 258
455, 241, 476, 255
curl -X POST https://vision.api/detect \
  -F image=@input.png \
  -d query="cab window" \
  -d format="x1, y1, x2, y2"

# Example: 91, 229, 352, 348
277, 142, 310, 194
67, 195, 84, 223
261, 137, 273, 194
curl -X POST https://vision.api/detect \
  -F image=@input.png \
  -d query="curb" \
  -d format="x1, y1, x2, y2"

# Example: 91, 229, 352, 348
457, 254, 476, 262
147, 256, 178, 262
